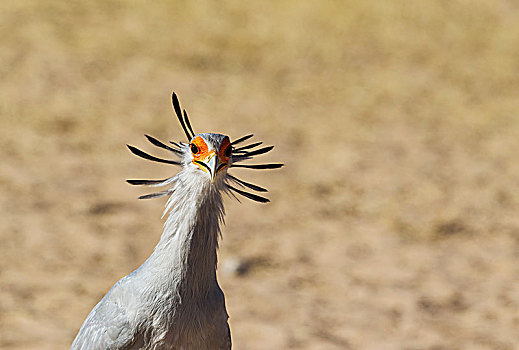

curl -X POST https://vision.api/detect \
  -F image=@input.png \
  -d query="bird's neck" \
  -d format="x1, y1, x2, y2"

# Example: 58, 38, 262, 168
143, 172, 224, 297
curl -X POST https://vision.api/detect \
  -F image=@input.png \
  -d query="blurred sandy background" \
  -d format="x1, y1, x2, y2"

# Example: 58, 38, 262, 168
2, 1, 519, 349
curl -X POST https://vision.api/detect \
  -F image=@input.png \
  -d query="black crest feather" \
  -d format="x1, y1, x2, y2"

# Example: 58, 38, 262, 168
227, 184, 270, 203
172, 92, 193, 141
127, 145, 181, 166
233, 142, 263, 153
127, 179, 169, 186
145, 134, 182, 156
231, 134, 254, 145
227, 174, 268, 192
237, 146, 274, 158
231, 163, 284, 170
138, 191, 170, 200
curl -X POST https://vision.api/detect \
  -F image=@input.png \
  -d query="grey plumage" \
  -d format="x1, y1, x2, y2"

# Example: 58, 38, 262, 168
71, 94, 282, 350
72, 166, 231, 350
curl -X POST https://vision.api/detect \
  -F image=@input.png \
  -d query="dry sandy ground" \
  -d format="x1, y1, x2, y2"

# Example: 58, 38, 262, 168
2, 1, 519, 349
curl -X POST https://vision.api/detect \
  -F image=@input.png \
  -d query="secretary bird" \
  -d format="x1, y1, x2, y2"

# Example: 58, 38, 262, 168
71, 93, 283, 350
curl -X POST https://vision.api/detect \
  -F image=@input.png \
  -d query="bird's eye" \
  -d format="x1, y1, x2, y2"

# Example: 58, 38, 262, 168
224, 145, 232, 158
190, 143, 199, 154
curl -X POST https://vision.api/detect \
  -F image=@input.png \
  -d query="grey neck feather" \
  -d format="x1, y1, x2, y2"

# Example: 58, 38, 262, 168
140, 169, 224, 298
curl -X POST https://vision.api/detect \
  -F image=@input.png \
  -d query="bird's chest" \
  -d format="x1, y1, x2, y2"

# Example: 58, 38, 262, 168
144, 289, 230, 350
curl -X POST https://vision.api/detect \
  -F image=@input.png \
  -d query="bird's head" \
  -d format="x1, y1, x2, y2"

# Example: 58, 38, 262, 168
126, 92, 283, 203
185, 133, 232, 185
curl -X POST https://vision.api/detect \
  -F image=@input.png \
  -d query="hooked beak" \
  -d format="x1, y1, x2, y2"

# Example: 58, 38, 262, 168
194, 153, 227, 183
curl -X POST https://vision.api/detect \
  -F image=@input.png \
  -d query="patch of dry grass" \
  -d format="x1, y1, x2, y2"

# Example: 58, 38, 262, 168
2, 1, 519, 349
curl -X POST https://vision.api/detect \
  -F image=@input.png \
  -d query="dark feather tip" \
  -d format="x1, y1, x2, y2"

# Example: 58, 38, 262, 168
232, 134, 254, 145
183, 109, 195, 137
171, 92, 192, 141
172, 93, 182, 119
127, 145, 181, 166
138, 191, 170, 200
145, 135, 182, 155
231, 163, 284, 170
233, 142, 263, 153
227, 184, 270, 203
227, 174, 268, 192
238, 146, 274, 158
127, 179, 168, 186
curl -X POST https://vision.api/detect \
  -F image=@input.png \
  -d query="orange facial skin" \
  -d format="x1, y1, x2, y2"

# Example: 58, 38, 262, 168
190, 136, 214, 162
190, 136, 231, 177
218, 136, 231, 164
